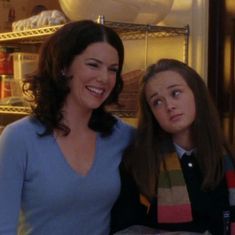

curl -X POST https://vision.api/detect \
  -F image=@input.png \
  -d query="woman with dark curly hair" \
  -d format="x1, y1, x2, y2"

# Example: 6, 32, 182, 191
0, 20, 135, 235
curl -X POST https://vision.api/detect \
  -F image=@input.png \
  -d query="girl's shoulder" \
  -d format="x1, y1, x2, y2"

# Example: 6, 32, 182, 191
224, 154, 235, 170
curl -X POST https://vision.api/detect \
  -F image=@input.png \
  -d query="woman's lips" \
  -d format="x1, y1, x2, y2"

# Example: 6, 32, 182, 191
86, 85, 105, 96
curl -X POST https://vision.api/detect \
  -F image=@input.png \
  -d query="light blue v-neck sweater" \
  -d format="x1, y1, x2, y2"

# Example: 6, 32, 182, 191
0, 116, 135, 235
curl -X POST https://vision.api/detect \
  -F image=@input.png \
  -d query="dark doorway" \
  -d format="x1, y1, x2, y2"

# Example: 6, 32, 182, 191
208, 0, 235, 145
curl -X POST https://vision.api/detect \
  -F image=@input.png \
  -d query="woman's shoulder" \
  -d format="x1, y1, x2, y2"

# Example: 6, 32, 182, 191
102, 117, 136, 145
2, 116, 44, 137
113, 117, 136, 136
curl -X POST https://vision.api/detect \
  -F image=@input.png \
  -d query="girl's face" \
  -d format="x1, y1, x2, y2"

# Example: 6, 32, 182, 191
145, 70, 196, 143
65, 42, 119, 113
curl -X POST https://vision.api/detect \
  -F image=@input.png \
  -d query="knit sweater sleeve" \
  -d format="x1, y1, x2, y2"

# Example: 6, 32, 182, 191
0, 122, 27, 234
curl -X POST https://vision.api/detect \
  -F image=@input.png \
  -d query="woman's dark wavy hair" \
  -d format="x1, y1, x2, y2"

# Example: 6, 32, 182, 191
23, 20, 124, 136
126, 58, 235, 198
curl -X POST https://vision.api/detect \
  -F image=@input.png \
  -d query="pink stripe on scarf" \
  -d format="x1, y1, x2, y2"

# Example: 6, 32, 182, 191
231, 222, 235, 234
158, 204, 192, 223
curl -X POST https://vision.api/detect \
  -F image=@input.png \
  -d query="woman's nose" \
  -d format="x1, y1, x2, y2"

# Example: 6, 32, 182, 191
97, 68, 108, 83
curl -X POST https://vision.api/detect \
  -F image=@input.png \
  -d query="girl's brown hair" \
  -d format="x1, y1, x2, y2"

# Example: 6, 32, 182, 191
125, 58, 234, 199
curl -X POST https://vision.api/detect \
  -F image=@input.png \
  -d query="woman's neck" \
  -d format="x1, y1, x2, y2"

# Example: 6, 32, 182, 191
61, 104, 93, 135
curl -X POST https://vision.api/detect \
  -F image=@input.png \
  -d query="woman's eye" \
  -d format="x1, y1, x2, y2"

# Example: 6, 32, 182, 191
109, 67, 119, 73
87, 63, 98, 68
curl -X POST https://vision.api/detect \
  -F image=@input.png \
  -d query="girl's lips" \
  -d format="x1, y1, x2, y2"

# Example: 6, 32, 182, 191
170, 113, 183, 121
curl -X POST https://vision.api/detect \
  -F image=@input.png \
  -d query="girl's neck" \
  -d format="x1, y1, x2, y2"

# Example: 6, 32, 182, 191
172, 130, 194, 150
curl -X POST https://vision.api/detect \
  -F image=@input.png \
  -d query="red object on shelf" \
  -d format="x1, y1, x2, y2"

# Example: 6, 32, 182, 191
0, 46, 17, 75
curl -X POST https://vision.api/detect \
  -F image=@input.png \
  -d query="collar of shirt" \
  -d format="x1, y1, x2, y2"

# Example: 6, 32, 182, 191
174, 143, 195, 159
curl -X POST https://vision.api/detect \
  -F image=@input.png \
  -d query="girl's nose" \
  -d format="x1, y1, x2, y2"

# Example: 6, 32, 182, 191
166, 99, 176, 111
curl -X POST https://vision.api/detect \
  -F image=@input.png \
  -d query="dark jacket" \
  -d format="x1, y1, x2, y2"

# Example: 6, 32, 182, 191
110, 161, 147, 234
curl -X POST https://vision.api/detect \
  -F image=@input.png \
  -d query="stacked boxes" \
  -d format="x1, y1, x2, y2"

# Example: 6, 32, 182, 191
0, 51, 38, 100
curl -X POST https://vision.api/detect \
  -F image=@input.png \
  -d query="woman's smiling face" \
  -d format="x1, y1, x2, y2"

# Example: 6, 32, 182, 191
65, 42, 119, 112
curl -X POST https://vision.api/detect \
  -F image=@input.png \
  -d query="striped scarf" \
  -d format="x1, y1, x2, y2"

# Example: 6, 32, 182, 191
157, 152, 192, 223
141, 152, 235, 232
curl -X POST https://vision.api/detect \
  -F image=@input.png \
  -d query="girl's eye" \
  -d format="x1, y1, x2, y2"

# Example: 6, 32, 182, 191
152, 99, 163, 107
172, 90, 181, 97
